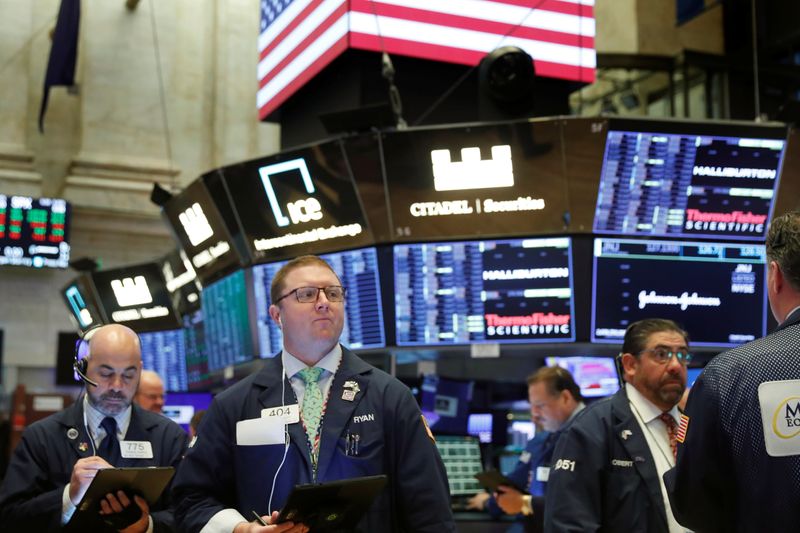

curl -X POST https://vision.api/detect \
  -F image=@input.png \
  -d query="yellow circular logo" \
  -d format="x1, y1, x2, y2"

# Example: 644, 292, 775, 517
772, 396, 800, 439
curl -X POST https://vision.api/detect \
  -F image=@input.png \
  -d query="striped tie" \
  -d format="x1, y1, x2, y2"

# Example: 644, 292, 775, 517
659, 412, 678, 462
298, 367, 324, 459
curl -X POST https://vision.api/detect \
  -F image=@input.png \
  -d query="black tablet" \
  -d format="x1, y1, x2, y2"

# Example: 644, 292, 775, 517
276, 475, 388, 530
73, 466, 175, 515
474, 470, 528, 494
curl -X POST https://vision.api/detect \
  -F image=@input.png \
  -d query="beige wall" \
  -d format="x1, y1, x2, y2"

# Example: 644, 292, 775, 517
0, 0, 279, 391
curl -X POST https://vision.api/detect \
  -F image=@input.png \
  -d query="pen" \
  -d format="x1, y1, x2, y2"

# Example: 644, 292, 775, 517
252, 510, 268, 526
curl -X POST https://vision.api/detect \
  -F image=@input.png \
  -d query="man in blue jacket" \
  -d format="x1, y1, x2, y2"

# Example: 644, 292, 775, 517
544, 318, 690, 533
0, 324, 189, 532
666, 209, 800, 532
469, 366, 585, 532
172, 255, 454, 533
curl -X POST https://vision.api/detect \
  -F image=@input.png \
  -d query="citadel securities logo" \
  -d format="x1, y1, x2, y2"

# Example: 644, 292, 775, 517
430, 145, 514, 191
111, 276, 153, 307
758, 380, 800, 457
178, 203, 214, 246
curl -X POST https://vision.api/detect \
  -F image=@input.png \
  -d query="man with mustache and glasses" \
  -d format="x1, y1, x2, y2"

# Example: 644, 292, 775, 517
544, 318, 691, 533
666, 210, 800, 533
0, 324, 188, 532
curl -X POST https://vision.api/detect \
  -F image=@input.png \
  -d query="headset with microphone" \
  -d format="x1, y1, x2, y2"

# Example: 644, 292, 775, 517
73, 328, 99, 387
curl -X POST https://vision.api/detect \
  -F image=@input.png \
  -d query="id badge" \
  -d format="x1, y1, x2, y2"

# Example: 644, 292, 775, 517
261, 404, 300, 425
120, 440, 154, 459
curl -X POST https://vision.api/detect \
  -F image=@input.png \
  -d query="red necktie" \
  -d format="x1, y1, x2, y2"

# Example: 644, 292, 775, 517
659, 412, 678, 462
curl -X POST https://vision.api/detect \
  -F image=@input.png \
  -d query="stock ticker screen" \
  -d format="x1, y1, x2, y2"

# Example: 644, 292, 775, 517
0, 194, 71, 268
139, 329, 188, 392
184, 310, 212, 391
394, 237, 575, 346
592, 238, 767, 346
251, 247, 386, 355
200, 270, 256, 371
593, 126, 786, 240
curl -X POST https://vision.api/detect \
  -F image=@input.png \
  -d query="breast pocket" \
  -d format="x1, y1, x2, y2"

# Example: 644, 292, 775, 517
333, 423, 384, 478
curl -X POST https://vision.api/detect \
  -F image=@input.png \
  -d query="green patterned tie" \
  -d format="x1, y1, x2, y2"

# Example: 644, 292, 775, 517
298, 367, 325, 459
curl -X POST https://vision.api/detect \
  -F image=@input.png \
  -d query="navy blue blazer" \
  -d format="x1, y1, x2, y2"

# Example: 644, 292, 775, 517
666, 308, 800, 533
544, 390, 670, 533
0, 399, 189, 532
172, 347, 454, 533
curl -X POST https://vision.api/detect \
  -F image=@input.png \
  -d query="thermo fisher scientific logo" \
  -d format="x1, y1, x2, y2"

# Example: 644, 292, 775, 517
759, 380, 800, 457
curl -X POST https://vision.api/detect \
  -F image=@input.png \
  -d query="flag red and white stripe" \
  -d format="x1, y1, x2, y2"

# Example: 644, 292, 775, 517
676, 413, 689, 443
258, 0, 596, 119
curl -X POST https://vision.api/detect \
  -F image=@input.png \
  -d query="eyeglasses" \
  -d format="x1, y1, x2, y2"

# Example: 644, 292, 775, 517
275, 285, 346, 304
638, 348, 692, 365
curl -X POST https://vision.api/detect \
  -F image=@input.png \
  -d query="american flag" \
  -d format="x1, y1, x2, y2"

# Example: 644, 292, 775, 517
676, 413, 689, 443
258, 0, 596, 120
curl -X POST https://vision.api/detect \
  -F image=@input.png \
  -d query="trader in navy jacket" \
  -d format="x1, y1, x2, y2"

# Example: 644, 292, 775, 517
544, 318, 690, 533
172, 255, 454, 533
0, 324, 189, 532
666, 209, 800, 532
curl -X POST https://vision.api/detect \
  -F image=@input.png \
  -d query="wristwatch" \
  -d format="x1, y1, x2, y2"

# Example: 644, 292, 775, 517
521, 494, 534, 516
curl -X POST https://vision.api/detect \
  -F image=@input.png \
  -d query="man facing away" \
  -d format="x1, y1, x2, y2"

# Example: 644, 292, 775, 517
172, 255, 454, 532
667, 209, 800, 533
544, 318, 690, 533
470, 366, 585, 533
0, 324, 189, 532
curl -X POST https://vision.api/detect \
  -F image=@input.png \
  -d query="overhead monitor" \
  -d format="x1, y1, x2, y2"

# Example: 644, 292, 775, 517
62, 275, 106, 334
139, 329, 188, 392
0, 194, 71, 268
419, 375, 473, 436
162, 392, 213, 432
593, 120, 787, 240
218, 140, 373, 263
592, 238, 767, 347
160, 248, 201, 316
467, 413, 493, 444
381, 121, 569, 241
251, 247, 386, 356
200, 269, 257, 372
544, 356, 620, 398
161, 178, 243, 285
90, 262, 181, 333
394, 237, 575, 346
184, 310, 212, 392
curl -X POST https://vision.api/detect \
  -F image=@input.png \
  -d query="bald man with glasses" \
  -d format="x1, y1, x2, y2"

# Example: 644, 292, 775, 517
544, 318, 691, 533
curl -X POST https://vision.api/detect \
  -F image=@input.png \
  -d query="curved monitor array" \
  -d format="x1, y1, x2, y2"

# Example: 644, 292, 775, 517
58, 117, 790, 391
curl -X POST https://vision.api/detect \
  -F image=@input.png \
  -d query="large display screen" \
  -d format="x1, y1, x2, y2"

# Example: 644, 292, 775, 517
593, 122, 787, 240
139, 329, 188, 392
162, 179, 243, 285
0, 194, 70, 268
200, 270, 257, 371
62, 275, 106, 334
252, 247, 386, 355
592, 238, 767, 346
218, 140, 373, 263
544, 356, 620, 398
381, 121, 569, 241
184, 310, 211, 392
91, 262, 181, 333
394, 237, 575, 345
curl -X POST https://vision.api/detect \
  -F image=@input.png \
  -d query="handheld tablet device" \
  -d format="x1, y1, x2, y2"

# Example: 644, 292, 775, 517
73, 467, 175, 515
474, 470, 528, 494
276, 475, 387, 530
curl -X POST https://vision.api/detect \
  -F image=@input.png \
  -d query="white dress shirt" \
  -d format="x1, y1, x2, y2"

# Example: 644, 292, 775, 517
626, 383, 691, 533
